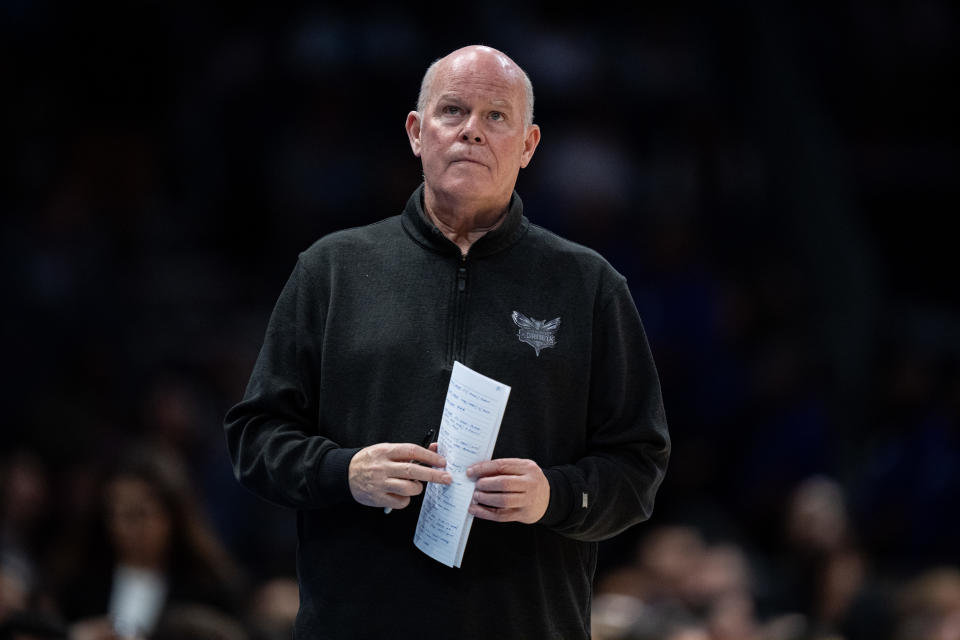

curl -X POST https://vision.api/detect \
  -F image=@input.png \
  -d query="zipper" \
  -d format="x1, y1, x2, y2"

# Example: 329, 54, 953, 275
449, 255, 469, 366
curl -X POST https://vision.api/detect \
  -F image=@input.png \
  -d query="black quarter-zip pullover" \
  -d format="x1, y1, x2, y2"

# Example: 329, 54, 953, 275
225, 184, 670, 639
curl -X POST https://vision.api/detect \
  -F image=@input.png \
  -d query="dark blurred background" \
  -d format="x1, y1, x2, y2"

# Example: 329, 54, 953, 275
2, 3, 958, 640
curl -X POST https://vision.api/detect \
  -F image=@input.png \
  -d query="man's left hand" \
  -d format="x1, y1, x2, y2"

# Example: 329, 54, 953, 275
466, 458, 550, 524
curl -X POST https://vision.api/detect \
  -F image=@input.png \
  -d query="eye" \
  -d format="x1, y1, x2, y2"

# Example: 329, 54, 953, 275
442, 105, 462, 116
489, 111, 505, 121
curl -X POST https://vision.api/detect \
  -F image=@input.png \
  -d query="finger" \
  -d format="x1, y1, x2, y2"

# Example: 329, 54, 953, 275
474, 476, 525, 492
391, 461, 452, 485
383, 478, 425, 497
392, 443, 447, 468
469, 503, 520, 522
383, 493, 412, 510
466, 458, 531, 478
473, 490, 526, 509
428, 442, 439, 453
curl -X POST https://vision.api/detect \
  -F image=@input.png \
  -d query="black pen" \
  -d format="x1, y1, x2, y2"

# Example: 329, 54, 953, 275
384, 428, 437, 514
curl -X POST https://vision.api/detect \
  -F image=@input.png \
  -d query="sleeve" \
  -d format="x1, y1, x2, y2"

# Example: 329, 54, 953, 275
537, 277, 670, 541
223, 256, 361, 509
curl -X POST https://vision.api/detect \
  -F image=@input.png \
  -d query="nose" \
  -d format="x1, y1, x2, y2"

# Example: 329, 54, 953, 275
461, 116, 484, 144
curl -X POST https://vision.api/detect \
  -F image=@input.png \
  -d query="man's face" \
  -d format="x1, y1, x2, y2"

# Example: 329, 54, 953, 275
406, 48, 540, 213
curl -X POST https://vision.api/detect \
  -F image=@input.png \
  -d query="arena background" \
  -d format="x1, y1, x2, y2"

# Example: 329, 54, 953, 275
3, 3, 958, 639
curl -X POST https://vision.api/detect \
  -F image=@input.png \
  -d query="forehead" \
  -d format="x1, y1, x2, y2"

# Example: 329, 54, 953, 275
432, 51, 524, 107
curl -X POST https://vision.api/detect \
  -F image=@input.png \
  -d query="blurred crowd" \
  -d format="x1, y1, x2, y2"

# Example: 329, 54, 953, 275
592, 477, 960, 640
2, 2, 957, 640
4, 446, 960, 640
1, 442, 298, 640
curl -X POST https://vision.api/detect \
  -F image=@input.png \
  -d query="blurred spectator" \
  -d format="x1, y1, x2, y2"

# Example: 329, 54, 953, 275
706, 590, 759, 640
595, 525, 766, 639
597, 525, 707, 606
591, 593, 646, 640
149, 604, 247, 640
627, 606, 712, 640
683, 543, 753, 609
134, 372, 295, 583
773, 474, 894, 640
896, 567, 960, 640
1, 452, 51, 575
785, 475, 850, 556
0, 552, 68, 639
56, 445, 247, 639
593, 516, 899, 640
592, 595, 710, 640
244, 578, 298, 640
0, 453, 66, 640
1, 551, 34, 625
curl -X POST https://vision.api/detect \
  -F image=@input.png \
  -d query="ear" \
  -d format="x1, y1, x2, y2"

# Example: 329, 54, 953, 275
519, 124, 541, 168
405, 111, 423, 157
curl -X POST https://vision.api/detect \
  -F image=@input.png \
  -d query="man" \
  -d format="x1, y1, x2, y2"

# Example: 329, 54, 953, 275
225, 45, 669, 639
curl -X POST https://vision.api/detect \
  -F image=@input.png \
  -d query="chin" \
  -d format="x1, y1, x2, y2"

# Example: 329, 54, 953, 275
431, 178, 495, 203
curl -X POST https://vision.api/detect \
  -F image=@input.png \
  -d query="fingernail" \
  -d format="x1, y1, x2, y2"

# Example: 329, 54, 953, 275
443, 473, 452, 483
466, 467, 474, 477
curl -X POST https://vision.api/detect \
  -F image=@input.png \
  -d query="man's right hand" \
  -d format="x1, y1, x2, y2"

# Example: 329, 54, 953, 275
348, 443, 451, 510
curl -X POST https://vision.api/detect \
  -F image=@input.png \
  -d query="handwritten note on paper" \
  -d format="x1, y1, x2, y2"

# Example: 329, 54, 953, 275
414, 361, 511, 568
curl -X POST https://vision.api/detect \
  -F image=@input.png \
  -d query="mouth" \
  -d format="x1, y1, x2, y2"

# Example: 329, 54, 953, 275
450, 158, 486, 167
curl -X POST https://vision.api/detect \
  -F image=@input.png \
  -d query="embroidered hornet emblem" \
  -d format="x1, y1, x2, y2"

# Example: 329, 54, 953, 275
512, 311, 561, 356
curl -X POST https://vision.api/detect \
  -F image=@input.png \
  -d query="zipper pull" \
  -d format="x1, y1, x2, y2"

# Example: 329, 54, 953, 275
457, 266, 467, 292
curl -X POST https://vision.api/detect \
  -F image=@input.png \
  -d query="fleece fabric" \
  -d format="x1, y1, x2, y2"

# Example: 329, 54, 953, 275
225, 184, 670, 640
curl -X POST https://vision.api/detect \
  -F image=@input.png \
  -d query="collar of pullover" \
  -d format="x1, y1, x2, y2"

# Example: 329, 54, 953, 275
401, 183, 529, 259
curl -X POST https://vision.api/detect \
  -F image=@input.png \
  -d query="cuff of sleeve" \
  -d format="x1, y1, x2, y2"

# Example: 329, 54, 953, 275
312, 446, 362, 505
538, 467, 574, 527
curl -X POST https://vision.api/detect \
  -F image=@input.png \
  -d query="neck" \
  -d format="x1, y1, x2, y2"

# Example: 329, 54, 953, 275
423, 189, 510, 257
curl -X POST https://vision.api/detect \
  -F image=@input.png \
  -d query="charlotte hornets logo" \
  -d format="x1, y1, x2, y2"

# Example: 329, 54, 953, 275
512, 311, 561, 356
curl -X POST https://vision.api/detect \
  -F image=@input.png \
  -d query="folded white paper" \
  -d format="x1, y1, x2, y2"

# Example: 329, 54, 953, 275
414, 361, 511, 567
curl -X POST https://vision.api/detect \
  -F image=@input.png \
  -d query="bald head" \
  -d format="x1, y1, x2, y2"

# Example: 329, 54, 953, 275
417, 45, 535, 127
